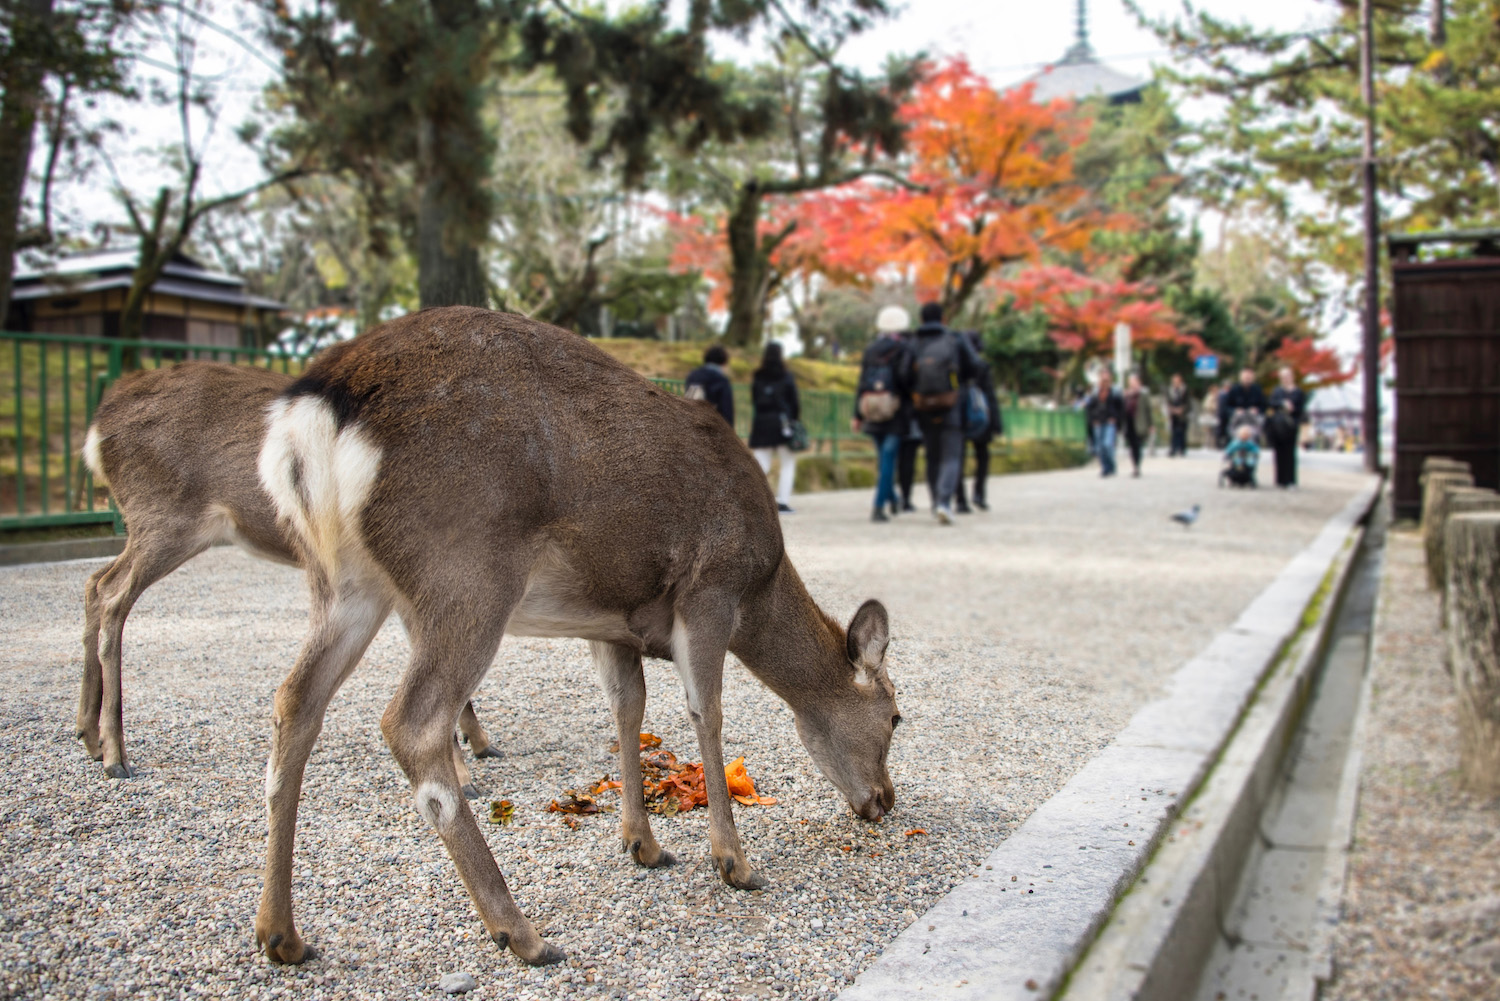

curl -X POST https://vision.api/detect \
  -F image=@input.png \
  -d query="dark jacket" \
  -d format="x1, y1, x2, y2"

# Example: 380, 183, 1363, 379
970, 353, 1003, 442
749, 368, 800, 448
1086, 387, 1125, 427
1222, 382, 1268, 420
684, 363, 735, 426
906, 322, 981, 430
856, 334, 911, 436
1269, 385, 1306, 424
1166, 383, 1190, 422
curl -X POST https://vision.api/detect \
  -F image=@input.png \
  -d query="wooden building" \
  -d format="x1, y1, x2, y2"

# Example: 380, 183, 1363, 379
1389, 228, 1500, 519
5, 248, 285, 347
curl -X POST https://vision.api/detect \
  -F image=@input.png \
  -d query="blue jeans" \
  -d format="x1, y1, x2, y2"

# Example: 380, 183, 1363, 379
870, 431, 902, 511
1095, 422, 1118, 476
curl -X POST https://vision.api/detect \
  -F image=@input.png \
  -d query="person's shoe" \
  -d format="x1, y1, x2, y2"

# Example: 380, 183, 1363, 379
934, 505, 953, 525
872, 508, 890, 523
973, 498, 989, 511
1132, 469, 1140, 478
889, 500, 901, 516
778, 502, 795, 513
902, 501, 917, 513
954, 501, 972, 514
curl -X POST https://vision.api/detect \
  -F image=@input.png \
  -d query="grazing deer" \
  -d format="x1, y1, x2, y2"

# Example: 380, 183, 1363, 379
79, 362, 500, 782
254, 306, 900, 966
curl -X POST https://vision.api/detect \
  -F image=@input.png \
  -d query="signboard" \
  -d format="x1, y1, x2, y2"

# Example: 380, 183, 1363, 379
1194, 354, 1220, 378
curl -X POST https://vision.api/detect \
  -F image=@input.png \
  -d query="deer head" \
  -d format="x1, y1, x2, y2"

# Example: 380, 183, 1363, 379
790, 600, 900, 822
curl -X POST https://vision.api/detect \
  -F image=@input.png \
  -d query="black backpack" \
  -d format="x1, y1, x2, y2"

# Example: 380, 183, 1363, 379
911, 332, 960, 412
858, 342, 903, 423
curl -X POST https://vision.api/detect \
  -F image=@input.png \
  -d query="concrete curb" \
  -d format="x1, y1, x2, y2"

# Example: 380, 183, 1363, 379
839, 478, 1382, 1001
0, 535, 125, 567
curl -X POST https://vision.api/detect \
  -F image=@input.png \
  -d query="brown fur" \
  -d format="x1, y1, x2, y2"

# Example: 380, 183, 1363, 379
254, 307, 900, 967
78, 362, 498, 779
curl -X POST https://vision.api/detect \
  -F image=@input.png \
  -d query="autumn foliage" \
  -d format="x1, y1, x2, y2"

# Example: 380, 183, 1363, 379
1270, 337, 1356, 389
999, 266, 1201, 365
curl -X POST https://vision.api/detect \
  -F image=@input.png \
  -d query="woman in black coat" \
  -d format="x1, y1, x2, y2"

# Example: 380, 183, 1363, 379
749, 342, 800, 512
1267, 366, 1307, 488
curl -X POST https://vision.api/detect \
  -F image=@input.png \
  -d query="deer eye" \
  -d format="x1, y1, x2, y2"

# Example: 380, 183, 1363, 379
891, 715, 902, 730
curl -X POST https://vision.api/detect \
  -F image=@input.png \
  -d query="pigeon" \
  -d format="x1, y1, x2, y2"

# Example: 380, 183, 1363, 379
1171, 503, 1201, 528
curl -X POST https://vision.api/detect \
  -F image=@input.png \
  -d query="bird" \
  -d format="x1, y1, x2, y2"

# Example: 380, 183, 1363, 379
1171, 504, 1201, 529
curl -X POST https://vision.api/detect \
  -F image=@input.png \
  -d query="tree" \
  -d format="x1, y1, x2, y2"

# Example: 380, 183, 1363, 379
1194, 224, 1331, 370
1134, 0, 1500, 278
98, 1, 305, 353
804, 58, 1107, 322
0, 0, 131, 324
1270, 336, 1356, 389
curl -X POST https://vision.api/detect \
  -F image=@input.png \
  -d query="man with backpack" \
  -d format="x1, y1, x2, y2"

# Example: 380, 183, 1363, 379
684, 345, 735, 426
853, 306, 912, 523
955, 332, 1002, 513
906, 302, 981, 525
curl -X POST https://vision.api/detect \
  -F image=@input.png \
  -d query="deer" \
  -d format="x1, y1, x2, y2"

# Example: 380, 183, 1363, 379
252, 306, 901, 966
78, 362, 501, 785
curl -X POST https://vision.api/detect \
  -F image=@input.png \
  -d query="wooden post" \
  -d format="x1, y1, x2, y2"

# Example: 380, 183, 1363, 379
1421, 456, 1471, 480
1444, 512, 1500, 794
1422, 470, 1475, 550
1427, 486, 1495, 590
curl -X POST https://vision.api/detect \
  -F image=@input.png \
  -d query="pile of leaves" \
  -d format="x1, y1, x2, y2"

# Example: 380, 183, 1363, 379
590, 733, 778, 816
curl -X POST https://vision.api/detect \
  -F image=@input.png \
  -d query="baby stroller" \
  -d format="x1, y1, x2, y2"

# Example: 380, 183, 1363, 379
1220, 415, 1261, 489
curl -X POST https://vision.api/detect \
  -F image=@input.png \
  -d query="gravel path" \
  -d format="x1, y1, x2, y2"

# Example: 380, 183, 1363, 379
0, 450, 1371, 1001
1324, 529, 1500, 1000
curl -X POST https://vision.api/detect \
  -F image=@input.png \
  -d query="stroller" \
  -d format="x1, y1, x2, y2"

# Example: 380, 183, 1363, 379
1220, 417, 1261, 489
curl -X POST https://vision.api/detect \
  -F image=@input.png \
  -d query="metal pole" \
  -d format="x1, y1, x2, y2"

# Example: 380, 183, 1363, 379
1360, 0, 1381, 473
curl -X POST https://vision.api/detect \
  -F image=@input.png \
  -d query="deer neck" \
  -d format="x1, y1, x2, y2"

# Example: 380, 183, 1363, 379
730, 556, 849, 704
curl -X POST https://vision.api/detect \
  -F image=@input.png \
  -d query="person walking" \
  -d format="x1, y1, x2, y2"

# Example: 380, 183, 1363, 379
1266, 366, 1307, 488
1165, 372, 1189, 457
684, 345, 735, 426
906, 302, 980, 524
1086, 370, 1125, 478
1122, 372, 1153, 478
853, 306, 912, 522
749, 341, 800, 513
897, 412, 922, 513
955, 332, 1002, 512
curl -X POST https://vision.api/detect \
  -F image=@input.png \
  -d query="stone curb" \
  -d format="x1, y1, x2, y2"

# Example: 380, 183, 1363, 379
839, 478, 1382, 1001
0, 535, 126, 567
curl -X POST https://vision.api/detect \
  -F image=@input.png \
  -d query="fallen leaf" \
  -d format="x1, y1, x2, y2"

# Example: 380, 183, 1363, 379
840, 845, 853, 852
561, 815, 581, 830
905, 829, 927, 837
1025, 979, 1038, 991
547, 790, 609, 815
607, 732, 663, 754
488, 800, 515, 825
591, 776, 622, 796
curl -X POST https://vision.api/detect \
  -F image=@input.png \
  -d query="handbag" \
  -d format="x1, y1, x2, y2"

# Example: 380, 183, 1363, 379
783, 417, 811, 452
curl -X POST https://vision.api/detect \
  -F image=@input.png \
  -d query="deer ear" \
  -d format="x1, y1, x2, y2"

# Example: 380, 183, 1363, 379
847, 600, 890, 677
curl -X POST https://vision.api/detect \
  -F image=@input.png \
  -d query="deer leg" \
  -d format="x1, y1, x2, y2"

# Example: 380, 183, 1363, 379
459, 700, 501, 759
93, 536, 204, 778
256, 574, 390, 965
592, 640, 674, 869
77, 562, 113, 761
453, 735, 480, 799
672, 601, 766, 890
382, 621, 564, 967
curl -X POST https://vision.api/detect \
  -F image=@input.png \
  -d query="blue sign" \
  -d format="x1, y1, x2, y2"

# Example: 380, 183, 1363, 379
1194, 355, 1220, 378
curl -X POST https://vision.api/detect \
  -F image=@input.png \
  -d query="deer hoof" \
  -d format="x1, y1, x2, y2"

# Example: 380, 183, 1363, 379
473, 745, 503, 760
628, 839, 675, 868
259, 929, 316, 965
103, 762, 136, 779
718, 855, 768, 891
461, 783, 481, 800
496, 931, 565, 967
77, 730, 103, 760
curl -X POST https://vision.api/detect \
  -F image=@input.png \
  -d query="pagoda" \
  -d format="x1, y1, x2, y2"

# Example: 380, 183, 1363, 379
1019, 0, 1147, 105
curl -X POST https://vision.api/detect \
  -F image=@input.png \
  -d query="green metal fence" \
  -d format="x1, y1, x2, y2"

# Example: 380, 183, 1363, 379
2, 330, 1085, 533
1, 330, 313, 531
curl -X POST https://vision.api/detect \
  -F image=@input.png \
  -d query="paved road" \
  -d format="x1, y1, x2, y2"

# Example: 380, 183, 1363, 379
0, 449, 1374, 1001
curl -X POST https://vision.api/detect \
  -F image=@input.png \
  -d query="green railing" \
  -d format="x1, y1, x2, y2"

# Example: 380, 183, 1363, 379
1, 330, 313, 531
2, 330, 1085, 533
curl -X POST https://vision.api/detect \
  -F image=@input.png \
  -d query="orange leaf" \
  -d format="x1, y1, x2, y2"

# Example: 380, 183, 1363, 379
904, 829, 927, 837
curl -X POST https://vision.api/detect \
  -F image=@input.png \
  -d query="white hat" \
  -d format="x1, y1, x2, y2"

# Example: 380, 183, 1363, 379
875, 305, 911, 333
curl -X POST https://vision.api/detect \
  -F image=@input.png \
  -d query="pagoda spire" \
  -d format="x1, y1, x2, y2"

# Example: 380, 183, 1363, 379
1062, 0, 1096, 64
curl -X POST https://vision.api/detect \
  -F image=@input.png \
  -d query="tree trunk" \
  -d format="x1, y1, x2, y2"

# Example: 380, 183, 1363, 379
1444, 511, 1500, 795
416, 118, 487, 309
724, 184, 769, 348
0, 0, 55, 327
1426, 484, 1491, 590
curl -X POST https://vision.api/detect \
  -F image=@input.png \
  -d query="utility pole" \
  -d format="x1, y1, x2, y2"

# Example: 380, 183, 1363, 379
1359, 0, 1381, 473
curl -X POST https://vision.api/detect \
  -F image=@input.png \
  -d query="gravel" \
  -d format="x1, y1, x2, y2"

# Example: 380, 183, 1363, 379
1324, 528, 1500, 1000
0, 450, 1371, 1000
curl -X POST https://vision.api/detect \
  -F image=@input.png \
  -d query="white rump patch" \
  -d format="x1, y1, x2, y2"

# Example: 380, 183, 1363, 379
82, 427, 106, 485
414, 780, 460, 831
258, 396, 382, 573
